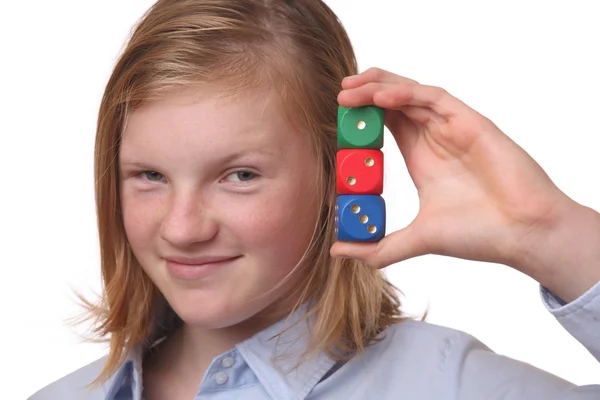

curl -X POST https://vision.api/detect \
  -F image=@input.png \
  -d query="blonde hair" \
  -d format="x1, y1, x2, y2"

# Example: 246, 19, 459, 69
81, 0, 410, 384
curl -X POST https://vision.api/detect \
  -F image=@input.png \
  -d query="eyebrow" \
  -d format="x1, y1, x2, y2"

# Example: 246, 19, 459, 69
118, 160, 152, 169
219, 148, 277, 162
118, 148, 278, 168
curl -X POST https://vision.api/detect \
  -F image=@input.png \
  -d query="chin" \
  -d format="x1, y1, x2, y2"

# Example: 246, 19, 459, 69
163, 286, 271, 330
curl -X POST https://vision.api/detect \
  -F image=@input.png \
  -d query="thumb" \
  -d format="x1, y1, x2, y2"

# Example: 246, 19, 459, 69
330, 224, 426, 269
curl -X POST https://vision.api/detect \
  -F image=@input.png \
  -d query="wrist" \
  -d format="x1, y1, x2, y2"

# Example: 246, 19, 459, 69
510, 197, 600, 303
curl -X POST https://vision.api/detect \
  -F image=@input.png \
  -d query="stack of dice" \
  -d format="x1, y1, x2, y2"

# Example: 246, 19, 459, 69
335, 105, 386, 242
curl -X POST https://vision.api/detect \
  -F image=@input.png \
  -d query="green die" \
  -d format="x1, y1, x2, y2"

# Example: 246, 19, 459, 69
337, 105, 384, 149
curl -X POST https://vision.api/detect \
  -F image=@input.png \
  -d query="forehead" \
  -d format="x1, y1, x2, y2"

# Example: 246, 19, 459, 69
120, 89, 303, 156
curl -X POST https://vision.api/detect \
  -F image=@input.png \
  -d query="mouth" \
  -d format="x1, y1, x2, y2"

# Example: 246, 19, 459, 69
163, 255, 242, 280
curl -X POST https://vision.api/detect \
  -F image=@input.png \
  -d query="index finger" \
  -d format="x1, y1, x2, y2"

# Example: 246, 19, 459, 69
342, 67, 419, 89
339, 81, 459, 120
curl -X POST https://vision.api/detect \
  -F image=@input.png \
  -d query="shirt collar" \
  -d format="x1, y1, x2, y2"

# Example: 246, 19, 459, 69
105, 340, 144, 400
107, 303, 337, 400
235, 304, 338, 400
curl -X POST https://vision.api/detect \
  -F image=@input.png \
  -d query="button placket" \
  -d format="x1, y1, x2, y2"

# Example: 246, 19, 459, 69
211, 354, 235, 386
221, 356, 234, 368
214, 371, 229, 385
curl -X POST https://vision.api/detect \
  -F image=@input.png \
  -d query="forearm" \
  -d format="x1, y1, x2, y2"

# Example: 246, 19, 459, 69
514, 199, 600, 303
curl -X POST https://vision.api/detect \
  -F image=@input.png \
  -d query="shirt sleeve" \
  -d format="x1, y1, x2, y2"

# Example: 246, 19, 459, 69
540, 279, 600, 363
449, 279, 600, 400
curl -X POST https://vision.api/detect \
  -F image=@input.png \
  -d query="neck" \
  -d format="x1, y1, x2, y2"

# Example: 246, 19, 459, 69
144, 295, 301, 381
179, 311, 277, 368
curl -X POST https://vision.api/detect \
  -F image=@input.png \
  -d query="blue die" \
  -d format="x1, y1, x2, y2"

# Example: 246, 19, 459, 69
335, 195, 386, 242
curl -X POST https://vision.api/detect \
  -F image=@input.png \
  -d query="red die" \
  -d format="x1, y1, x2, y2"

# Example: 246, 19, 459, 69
336, 149, 383, 195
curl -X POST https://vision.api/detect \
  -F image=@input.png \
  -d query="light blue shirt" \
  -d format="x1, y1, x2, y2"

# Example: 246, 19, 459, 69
29, 280, 600, 399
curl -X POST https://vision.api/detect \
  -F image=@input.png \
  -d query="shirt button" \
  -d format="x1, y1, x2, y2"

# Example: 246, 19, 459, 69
221, 356, 234, 368
214, 371, 228, 385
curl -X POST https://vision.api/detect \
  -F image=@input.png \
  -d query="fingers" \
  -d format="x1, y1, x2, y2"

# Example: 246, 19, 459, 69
342, 67, 419, 89
330, 224, 427, 269
339, 80, 457, 120
339, 82, 447, 126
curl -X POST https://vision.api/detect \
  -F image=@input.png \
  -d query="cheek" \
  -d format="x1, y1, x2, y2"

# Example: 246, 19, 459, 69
120, 190, 160, 254
230, 185, 320, 268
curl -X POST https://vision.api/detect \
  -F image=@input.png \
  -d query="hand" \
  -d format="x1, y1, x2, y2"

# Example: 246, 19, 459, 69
330, 68, 600, 301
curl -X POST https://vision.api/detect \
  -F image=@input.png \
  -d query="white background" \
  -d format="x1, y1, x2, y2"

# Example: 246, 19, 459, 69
1, 1, 599, 398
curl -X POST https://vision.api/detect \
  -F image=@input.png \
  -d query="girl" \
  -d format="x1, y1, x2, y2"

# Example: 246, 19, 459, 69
30, 0, 599, 399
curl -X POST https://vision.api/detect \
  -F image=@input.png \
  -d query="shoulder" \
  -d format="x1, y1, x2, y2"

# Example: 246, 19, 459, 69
365, 318, 491, 367
373, 318, 488, 351
28, 356, 117, 400
313, 320, 489, 398
362, 319, 575, 397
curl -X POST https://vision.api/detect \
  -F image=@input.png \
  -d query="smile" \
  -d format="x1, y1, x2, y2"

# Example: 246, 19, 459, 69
164, 255, 242, 280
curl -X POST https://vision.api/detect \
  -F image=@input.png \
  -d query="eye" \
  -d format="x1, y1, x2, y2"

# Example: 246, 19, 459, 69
224, 170, 257, 183
140, 171, 165, 181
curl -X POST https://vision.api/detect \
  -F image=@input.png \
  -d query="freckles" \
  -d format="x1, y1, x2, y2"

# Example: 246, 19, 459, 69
122, 209, 146, 245
122, 196, 162, 246
234, 206, 288, 243
242, 211, 276, 235
121, 196, 143, 226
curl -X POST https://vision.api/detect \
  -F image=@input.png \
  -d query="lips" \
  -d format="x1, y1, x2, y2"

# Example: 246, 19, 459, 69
163, 255, 241, 280
164, 255, 240, 266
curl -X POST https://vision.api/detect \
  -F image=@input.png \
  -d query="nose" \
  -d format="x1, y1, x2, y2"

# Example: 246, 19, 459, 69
159, 189, 218, 248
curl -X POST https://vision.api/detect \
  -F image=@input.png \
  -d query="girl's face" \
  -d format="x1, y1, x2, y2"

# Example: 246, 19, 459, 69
119, 90, 320, 330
